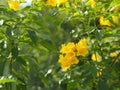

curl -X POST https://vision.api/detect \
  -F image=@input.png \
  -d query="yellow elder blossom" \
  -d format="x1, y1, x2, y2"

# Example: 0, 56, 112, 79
86, 0, 96, 8
101, 7, 106, 12
113, 7, 119, 13
59, 42, 78, 71
76, 38, 88, 57
8, 0, 20, 10
97, 71, 102, 77
91, 53, 101, 62
58, 38, 88, 71
96, 66, 105, 77
60, 0, 67, 4
112, 16, 119, 23
46, 0, 67, 6
46, 0, 58, 6
99, 16, 111, 26
60, 42, 75, 54
110, 51, 119, 57
58, 52, 79, 71
90, 0, 96, 8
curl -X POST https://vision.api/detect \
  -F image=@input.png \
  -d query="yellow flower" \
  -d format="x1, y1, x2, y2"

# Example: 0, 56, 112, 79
97, 71, 102, 77
91, 53, 101, 62
81, 0, 88, 2
60, 0, 67, 4
46, 0, 67, 6
58, 38, 88, 71
101, 7, 105, 12
90, 0, 96, 8
96, 66, 105, 77
86, 0, 96, 8
112, 16, 119, 23
58, 55, 70, 71
113, 7, 119, 13
8, 0, 20, 10
60, 42, 76, 54
76, 38, 88, 57
46, 0, 58, 6
110, 51, 119, 57
99, 16, 111, 26
58, 52, 79, 71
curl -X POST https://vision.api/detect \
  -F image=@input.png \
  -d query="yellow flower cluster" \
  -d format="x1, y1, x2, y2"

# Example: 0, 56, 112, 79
99, 6, 119, 26
8, 0, 20, 10
112, 7, 119, 24
58, 38, 88, 71
46, 0, 67, 6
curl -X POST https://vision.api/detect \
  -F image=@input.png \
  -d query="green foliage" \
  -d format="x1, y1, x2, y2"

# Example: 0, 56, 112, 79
0, 0, 120, 90
0, 76, 16, 83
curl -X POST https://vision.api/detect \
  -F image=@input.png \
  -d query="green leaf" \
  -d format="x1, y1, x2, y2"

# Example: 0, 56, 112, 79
0, 5, 6, 9
98, 80, 109, 90
12, 45, 18, 59
40, 40, 56, 52
67, 81, 78, 90
0, 61, 5, 76
16, 56, 26, 65
109, 0, 120, 8
27, 30, 38, 44
3, 61, 10, 76
0, 0, 8, 7
0, 76, 16, 84
0, 79, 16, 83
6, 27, 12, 37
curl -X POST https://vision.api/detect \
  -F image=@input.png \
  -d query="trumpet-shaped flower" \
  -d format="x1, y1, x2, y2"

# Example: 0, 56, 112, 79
110, 51, 119, 57
60, 0, 67, 4
60, 42, 76, 54
90, 0, 96, 8
58, 52, 79, 71
8, 0, 20, 10
112, 16, 119, 23
97, 71, 102, 77
46, 0, 58, 6
46, 0, 67, 6
91, 53, 101, 62
76, 38, 88, 57
96, 66, 105, 77
101, 7, 106, 12
99, 16, 111, 26
58, 38, 88, 71
113, 7, 119, 13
